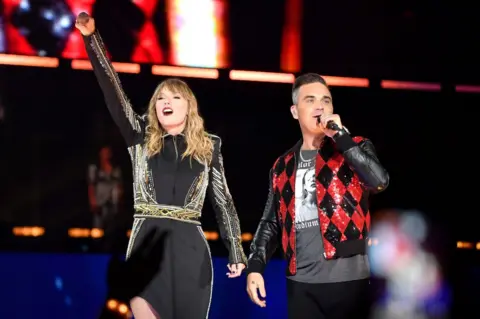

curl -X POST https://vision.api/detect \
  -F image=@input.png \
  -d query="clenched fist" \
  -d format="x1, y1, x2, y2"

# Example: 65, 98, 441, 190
75, 12, 95, 36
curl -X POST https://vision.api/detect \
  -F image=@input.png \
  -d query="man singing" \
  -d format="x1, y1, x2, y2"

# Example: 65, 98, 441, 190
246, 73, 389, 319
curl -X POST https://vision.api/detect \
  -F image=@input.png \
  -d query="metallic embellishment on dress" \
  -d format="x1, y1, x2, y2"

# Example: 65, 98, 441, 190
197, 226, 213, 319
134, 204, 201, 224
211, 152, 247, 264
125, 217, 145, 259
185, 175, 199, 203
89, 32, 141, 132
129, 144, 156, 205
184, 162, 209, 212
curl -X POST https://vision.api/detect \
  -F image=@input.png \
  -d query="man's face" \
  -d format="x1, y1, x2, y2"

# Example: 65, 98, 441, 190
290, 82, 333, 134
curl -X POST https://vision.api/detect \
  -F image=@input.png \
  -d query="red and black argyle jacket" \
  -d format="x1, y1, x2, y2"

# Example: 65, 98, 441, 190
272, 136, 375, 275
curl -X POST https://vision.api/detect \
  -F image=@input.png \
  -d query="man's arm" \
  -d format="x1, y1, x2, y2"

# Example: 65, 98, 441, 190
246, 168, 280, 275
333, 131, 390, 193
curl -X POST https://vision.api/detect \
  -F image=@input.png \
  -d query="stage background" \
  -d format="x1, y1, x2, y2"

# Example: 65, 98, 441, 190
1, 0, 479, 318
0, 0, 479, 83
0, 254, 290, 319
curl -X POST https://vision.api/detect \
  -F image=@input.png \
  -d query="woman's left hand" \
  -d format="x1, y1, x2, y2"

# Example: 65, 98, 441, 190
226, 263, 246, 278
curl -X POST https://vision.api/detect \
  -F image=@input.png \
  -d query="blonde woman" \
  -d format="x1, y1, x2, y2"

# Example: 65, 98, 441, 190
76, 13, 247, 319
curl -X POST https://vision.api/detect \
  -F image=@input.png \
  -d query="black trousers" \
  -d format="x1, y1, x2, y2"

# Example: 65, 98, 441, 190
287, 278, 371, 319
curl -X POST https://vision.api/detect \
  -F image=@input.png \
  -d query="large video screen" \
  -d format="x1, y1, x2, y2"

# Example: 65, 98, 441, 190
0, 0, 230, 68
1, 0, 473, 83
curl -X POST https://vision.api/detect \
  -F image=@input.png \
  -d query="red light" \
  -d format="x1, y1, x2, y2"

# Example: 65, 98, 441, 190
3, 0, 36, 55
131, 0, 164, 64
280, 0, 303, 72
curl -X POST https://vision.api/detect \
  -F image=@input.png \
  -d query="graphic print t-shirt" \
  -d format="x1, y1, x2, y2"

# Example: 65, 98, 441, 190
288, 150, 370, 284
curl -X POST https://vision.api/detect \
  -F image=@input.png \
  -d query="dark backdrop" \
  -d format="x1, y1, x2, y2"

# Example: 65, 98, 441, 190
1, 62, 478, 317
0, 64, 476, 240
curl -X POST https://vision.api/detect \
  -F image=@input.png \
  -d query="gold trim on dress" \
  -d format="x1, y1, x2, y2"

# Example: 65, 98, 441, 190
125, 217, 146, 259
134, 204, 201, 224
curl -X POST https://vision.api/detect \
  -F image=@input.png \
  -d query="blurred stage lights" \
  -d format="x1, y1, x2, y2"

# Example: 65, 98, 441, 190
106, 299, 132, 318
11, 226, 254, 242
12, 226, 45, 237
367, 209, 450, 319
11, 226, 480, 250
1, 53, 479, 91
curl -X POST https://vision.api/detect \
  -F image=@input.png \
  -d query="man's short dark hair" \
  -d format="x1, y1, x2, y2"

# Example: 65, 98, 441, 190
292, 73, 328, 104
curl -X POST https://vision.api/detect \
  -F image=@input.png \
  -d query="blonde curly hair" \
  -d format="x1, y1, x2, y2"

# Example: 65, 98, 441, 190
145, 78, 213, 163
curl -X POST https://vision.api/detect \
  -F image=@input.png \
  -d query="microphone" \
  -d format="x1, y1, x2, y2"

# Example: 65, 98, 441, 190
316, 116, 341, 131
77, 12, 90, 23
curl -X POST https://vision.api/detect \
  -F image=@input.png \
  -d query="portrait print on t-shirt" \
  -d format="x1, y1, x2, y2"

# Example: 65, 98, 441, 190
295, 151, 319, 230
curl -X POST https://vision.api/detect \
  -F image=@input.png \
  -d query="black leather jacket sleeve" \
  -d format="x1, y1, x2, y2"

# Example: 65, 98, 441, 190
246, 169, 280, 275
334, 131, 390, 193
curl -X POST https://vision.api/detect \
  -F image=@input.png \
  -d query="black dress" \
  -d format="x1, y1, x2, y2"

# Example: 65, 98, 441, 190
83, 30, 247, 319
